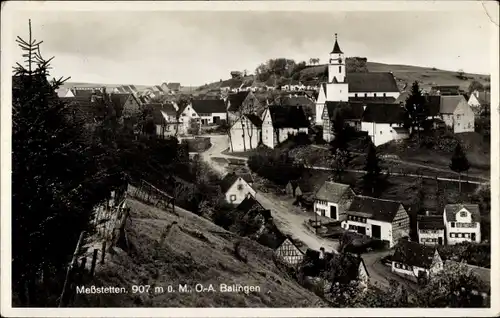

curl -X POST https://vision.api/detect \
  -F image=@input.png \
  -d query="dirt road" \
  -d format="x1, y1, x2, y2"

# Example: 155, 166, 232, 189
200, 134, 339, 253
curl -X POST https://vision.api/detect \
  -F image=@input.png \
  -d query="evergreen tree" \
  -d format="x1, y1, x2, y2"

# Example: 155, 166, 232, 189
12, 21, 108, 305
329, 107, 352, 181
405, 81, 428, 137
362, 142, 381, 194
449, 143, 470, 193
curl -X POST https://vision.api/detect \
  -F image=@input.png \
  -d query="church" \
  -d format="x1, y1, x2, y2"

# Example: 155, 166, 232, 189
314, 34, 401, 125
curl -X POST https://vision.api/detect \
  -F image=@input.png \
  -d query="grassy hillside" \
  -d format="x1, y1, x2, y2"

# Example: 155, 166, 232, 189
74, 197, 324, 307
299, 62, 490, 92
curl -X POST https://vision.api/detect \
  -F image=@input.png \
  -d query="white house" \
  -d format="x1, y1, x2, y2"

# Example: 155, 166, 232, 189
444, 204, 481, 245
361, 103, 409, 146
275, 238, 305, 267
56, 87, 75, 98
150, 102, 181, 137
417, 214, 445, 246
228, 114, 262, 152
468, 90, 490, 115
341, 196, 410, 248
313, 181, 355, 221
190, 99, 227, 126
439, 96, 475, 133
281, 80, 305, 91
314, 34, 400, 125
261, 105, 309, 149
220, 172, 256, 205
391, 240, 444, 283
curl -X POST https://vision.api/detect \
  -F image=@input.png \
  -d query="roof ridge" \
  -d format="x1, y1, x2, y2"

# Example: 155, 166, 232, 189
355, 194, 401, 204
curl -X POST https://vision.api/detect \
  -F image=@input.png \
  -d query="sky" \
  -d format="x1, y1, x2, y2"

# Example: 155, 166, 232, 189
7, 2, 498, 87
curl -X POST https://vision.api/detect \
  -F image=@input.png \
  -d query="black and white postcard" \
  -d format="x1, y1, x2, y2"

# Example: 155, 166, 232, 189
1, 1, 499, 317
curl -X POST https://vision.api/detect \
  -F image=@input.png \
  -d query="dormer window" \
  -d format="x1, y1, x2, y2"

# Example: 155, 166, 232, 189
460, 211, 467, 217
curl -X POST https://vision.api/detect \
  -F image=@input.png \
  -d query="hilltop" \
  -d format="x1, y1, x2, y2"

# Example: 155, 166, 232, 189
74, 196, 325, 307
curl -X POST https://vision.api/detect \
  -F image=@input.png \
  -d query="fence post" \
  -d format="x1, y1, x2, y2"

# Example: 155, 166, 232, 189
90, 249, 98, 277
59, 231, 85, 307
101, 241, 107, 265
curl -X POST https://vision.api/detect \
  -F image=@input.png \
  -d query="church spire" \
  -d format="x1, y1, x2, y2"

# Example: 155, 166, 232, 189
330, 33, 343, 54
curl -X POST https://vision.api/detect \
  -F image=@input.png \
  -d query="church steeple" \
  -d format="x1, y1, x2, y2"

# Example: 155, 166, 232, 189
330, 33, 343, 54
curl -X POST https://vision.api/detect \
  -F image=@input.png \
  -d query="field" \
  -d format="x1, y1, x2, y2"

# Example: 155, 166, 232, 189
74, 198, 324, 307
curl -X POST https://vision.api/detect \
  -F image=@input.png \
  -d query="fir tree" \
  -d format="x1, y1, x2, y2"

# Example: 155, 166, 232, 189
405, 81, 428, 137
362, 142, 381, 194
449, 143, 470, 193
329, 107, 352, 181
12, 20, 107, 305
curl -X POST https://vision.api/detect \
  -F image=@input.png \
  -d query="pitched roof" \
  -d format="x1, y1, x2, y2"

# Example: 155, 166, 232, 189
167, 83, 181, 90
362, 103, 406, 124
432, 85, 460, 94
220, 172, 252, 193
348, 196, 403, 223
444, 204, 480, 222
235, 195, 265, 213
417, 215, 445, 230
267, 105, 309, 128
331, 37, 343, 54
440, 95, 466, 114
72, 89, 95, 99
394, 91, 410, 105
282, 96, 315, 107
348, 96, 397, 104
392, 240, 437, 269
346, 72, 400, 93
191, 99, 226, 114
314, 181, 351, 202
227, 91, 250, 112
244, 114, 263, 128
63, 96, 97, 122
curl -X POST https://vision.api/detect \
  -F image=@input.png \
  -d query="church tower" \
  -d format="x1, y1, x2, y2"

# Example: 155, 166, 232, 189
326, 33, 349, 102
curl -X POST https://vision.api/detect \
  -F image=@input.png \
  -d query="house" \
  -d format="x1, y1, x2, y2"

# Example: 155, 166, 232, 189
394, 91, 410, 106
275, 238, 305, 267
190, 99, 227, 125
427, 95, 475, 133
341, 196, 410, 248
228, 114, 263, 152
313, 181, 355, 221
431, 85, 460, 96
281, 96, 316, 121
314, 34, 400, 125
468, 91, 491, 116
220, 79, 244, 93
321, 101, 365, 141
285, 179, 307, 198
391, 240, 444, 283
226, 91, 264, 125
149, 102, 181, 137
281, 80, 305, 91
56, 87, 75, 98
417, 214, 445, 246
166, 82, 181, 93
220, 172, 256, 205
261, 106, 309, 149
361, 103, 409, 146
110, 93, 141, 118
444, 204, 481, 245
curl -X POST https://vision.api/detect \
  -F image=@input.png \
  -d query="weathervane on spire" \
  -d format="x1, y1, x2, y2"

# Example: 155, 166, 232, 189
335, 33, 338, 41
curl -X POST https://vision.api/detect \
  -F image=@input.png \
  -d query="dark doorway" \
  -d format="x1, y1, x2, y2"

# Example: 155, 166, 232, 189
213, 116, 221, 124
471, 233, 476, 242
357, 226, 366, 235
372, 225, 381, 239
438, 237, 443, 245
330, 205, 337, 219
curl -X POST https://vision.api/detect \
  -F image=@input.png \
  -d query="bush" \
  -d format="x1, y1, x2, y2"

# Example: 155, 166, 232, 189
248, 149, 305, 186
437, 242, 490, 268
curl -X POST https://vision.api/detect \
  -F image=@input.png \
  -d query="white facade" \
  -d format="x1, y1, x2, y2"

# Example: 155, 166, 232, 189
443, 98, 475, 133
224, 178, 257, 205
444, 207, 481, 245
418, 229, 445, 246
360, 122, 408, 146
341, 218, 394, 245
314, 200, 341, 220
229, 116, 261, 152
197, 112, 227, 125
391, 250, 443, 282
261, 109, 308, 149
178, 105, 198, 133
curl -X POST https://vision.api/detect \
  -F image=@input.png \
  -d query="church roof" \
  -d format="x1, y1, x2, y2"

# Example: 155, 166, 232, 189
330, 34, 343, 54
346, 72, 400, 93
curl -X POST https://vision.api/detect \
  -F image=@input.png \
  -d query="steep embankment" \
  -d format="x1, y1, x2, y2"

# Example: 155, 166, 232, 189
74, 197, 324, 307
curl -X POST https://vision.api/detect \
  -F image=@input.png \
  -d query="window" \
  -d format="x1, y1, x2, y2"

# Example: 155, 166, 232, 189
460, 211, 467, 217
450, 233, 454, 238
395, 263, 400, 268
374, 93, 377, 97
380, 131, 383, 135
339, 66, 341, 73
383, 93, 386, 97
364, 93, 367, 97
451, 222, 455, 228
237, 184, 243, 190
355, 93, 358, 97
230, 195, 236, 202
